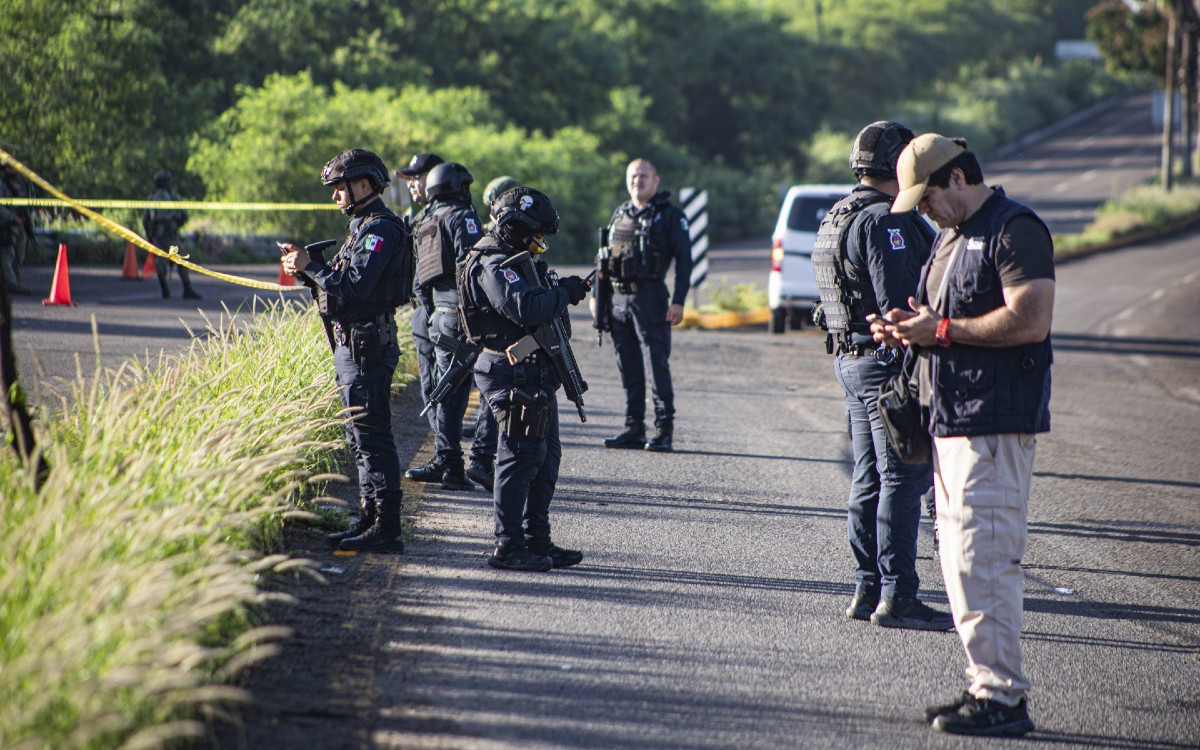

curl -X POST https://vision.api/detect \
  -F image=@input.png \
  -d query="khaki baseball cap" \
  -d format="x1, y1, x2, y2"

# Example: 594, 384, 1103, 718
891, 134, 966, 213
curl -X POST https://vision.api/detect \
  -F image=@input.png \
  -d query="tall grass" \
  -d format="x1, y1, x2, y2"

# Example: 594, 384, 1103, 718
1056, 178, 1200, 253
0, 299, 398, 749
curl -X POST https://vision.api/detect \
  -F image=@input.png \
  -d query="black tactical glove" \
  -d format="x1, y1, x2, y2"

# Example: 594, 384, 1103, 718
560, 275, 590, 305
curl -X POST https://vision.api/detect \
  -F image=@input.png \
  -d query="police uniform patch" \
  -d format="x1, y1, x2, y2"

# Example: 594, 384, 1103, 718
681, 216, 689, 231
503, 269, 520, 284
887, 228, 906, 250
363, 234, 384, 253
466, 218, 479, 234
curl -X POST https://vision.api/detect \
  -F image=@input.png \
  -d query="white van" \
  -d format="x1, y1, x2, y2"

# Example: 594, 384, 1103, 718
767, 184, 854, 334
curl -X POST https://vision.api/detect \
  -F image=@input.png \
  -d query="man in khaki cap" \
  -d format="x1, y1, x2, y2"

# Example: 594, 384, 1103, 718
872, 134, 1055, 736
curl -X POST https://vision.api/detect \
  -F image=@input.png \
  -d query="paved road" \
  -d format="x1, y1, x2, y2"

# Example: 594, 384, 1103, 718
337, 221, 1197, 749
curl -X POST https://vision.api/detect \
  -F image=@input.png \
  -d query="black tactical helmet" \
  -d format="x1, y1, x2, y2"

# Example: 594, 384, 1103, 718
492, 186, 559, 236
425, 162, 474, 201
153, 170, 173, 188
320, 149, 390, 191
849, 121, 916, 178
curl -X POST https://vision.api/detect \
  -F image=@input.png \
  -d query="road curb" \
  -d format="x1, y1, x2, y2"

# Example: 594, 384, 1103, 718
1056, 211, 1200, 264
682, 307, 772, 329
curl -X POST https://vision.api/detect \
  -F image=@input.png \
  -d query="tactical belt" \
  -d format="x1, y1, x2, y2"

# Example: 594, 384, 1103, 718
484, 345, 543, 364
838, 343, 880, 357
332, 313, 395, 347
614, 279, 660, 294
433, 306, 457, 315
833, 334, 879, 357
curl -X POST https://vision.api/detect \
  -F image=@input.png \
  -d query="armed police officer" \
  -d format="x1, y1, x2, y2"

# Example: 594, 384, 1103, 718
812, 121, 950, 631
142, 170, 201, 300
397, 152, 445, 451
458, 187, 591, 572
281, 149, 411, 553
598, 159, 692, 452
405, 161, 499, 491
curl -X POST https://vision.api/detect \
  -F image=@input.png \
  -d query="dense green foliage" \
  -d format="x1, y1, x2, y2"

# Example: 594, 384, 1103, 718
2, 0, 1129, 260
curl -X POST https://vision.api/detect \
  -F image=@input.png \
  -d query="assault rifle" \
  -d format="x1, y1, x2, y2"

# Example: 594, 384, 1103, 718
592, 227, 613, 346
500, 251, 590, 422
420, 334, 483, 417
282, 239, 338, 352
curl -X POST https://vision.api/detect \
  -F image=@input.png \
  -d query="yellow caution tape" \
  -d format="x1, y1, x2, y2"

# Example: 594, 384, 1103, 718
0, 198, 334, 211
0, 147, 309, 292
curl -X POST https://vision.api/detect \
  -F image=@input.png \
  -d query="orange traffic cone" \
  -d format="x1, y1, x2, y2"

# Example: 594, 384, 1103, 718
277, 262, 295, 287
141, 252, 156, 280
121, 241, 140, 279
43, 243, 77, 306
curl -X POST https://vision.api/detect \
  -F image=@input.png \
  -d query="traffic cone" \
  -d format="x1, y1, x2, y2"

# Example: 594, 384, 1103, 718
277, 262, 295, 287
121, 241, 140, 279
42, 243, 77, 306
141, 252, 156, 280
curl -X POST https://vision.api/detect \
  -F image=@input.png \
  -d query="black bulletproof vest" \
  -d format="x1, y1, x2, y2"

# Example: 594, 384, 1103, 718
812, 190, 892, 337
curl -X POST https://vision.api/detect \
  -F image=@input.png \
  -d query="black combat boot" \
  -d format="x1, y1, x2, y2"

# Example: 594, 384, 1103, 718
440, 457, 473, 491
340, 492, 404, 553
487, 540, 553, 572
527, 538, 583, 568
326, 497, 376, 544
603, 422, 646, 449
645, 420, 674, 452
466, 457, 494, 492
405, 458, 444, 483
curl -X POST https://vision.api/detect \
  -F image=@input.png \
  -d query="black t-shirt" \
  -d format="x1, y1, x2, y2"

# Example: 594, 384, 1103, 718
924, 214, 1055, 308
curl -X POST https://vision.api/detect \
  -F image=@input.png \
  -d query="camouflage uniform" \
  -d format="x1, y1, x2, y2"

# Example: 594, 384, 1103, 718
142, 183, 199, 299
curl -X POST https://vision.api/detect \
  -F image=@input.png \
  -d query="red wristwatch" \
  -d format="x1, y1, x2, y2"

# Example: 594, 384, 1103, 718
935, 317, 952, 348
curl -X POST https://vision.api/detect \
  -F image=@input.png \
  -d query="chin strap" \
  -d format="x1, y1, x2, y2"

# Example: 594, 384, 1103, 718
342, 185, 381, 215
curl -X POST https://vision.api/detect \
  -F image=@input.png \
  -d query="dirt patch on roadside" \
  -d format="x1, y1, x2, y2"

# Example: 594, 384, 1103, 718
199, 386, 434, 750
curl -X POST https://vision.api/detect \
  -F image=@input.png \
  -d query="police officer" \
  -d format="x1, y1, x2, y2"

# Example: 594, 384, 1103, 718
812, 121, 949, 629
0, 159, 33, 295
142, 170, 201, 300
397, 152, 444, 447
406, 161, 498, 491
600, 158, 692, 452
281, 149, 410, 553
482, 175, 520, 228
458, 187, 590, 572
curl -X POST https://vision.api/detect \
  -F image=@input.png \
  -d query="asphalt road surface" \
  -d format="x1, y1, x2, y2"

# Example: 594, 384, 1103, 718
8, 90, 1199, 748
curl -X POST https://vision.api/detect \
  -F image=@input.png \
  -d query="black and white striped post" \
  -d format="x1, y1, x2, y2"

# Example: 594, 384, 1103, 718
679, 187, 708, 305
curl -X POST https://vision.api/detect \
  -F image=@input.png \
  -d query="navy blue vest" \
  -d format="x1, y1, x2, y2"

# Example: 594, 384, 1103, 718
918, 189, 1052, 437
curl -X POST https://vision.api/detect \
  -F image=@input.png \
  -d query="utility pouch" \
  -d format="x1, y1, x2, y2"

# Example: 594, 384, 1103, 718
878, 348, 931, 464
415, 212, 452, 287
350, 322, 381, 366
501, 387, 550, 439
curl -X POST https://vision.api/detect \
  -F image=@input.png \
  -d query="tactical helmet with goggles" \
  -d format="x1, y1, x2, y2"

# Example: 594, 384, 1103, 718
320, 149, 390, 191
425, 162, 474, 201
491, 187, 559, 252
849, 121, 916, 178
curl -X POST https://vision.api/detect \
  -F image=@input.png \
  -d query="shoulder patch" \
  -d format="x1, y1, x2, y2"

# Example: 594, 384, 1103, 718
887, 228, 906, 251
362, 234, 384, 253
502, 269, 520, 284
681, 216, 689, 231
465, 217, 479, 235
